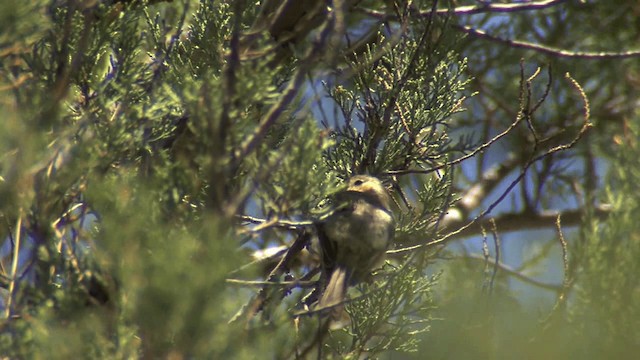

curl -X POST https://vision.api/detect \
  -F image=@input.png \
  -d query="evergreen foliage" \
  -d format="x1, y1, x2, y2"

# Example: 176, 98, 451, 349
0, 0, 639, 358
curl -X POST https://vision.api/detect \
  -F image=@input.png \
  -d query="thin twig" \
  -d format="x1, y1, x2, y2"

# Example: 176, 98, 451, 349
423, 74, 589, 250
481, 225, 490, 292
530, 66, 553, 114
540, 215, 572, 328
456, 24, 640, 60
387, 113, 523, 175
53, 203, 90, 283
358, 0, 569, 18
291, 317, 331, 360
457, 254, 563, 292
390, 109, 591, 253
5, 214, 23, 319
438, 0, 568, 16
435, 205, 611, 242
237, 214, 314, 231
565, 72, 590, 121
226, 278, 316, 288
230, 230, 311, 324
488, 218, 501, 295
234, 9, 332, 162
220, 0, 241, 161
556, 215, 570, 293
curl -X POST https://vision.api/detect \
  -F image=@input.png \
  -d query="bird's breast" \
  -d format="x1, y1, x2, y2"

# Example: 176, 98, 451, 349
324, 203, 393, 252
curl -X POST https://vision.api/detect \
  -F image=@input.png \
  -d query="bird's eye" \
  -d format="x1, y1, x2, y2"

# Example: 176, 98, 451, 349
353, 179, 364, 186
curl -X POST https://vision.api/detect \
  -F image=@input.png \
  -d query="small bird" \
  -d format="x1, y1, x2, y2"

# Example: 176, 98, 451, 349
316, 175, 395, 318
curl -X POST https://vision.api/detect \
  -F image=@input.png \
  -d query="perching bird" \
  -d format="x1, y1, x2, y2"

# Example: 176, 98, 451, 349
316, 175, 395, 318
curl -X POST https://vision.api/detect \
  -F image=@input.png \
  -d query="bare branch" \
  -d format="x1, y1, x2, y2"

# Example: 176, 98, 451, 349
387, 114, 523, 176
236, 214, 314, 232
229, 230, 312, 324
540, 215, 573, 328
5, 214, 23, 319
442, 205, 611, 241
234, 11, 336, 163
219, 0, 241, 154
456, 153, 521, 214
233, 63, 307, 162
358, 0, 569, 18
226, 278, 317, 288
391, 166, 602, 253
432, 0, 569, 16
458, 254, 563, 292
488, 218, 501, 294
556, 215, 570, 293
456, 24, 640, 60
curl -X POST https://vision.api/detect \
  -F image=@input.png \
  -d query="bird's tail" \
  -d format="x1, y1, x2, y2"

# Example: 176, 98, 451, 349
319, 266, 347, 308
318, 266, 351, 329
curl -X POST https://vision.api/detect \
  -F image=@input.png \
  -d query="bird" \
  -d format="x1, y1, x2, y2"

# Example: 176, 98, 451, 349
316, 175, 395, 319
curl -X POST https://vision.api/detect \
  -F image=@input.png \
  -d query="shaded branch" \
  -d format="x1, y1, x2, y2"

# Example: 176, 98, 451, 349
234, 7, 337, 163
229, 230, 312, 324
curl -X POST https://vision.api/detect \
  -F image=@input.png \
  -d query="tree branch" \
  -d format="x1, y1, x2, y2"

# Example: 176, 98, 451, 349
387, 113, 523, 176
457, 254, 563, 292
455, 24, 640, 60
445, 205, 611, 241
358, 0, 570, 18
429, 0, 569, 16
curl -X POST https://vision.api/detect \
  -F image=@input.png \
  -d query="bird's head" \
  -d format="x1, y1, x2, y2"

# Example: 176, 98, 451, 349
343, 175, 392, 211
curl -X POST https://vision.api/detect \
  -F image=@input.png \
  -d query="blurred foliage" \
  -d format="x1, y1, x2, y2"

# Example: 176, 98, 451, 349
0, 0, 639, 358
